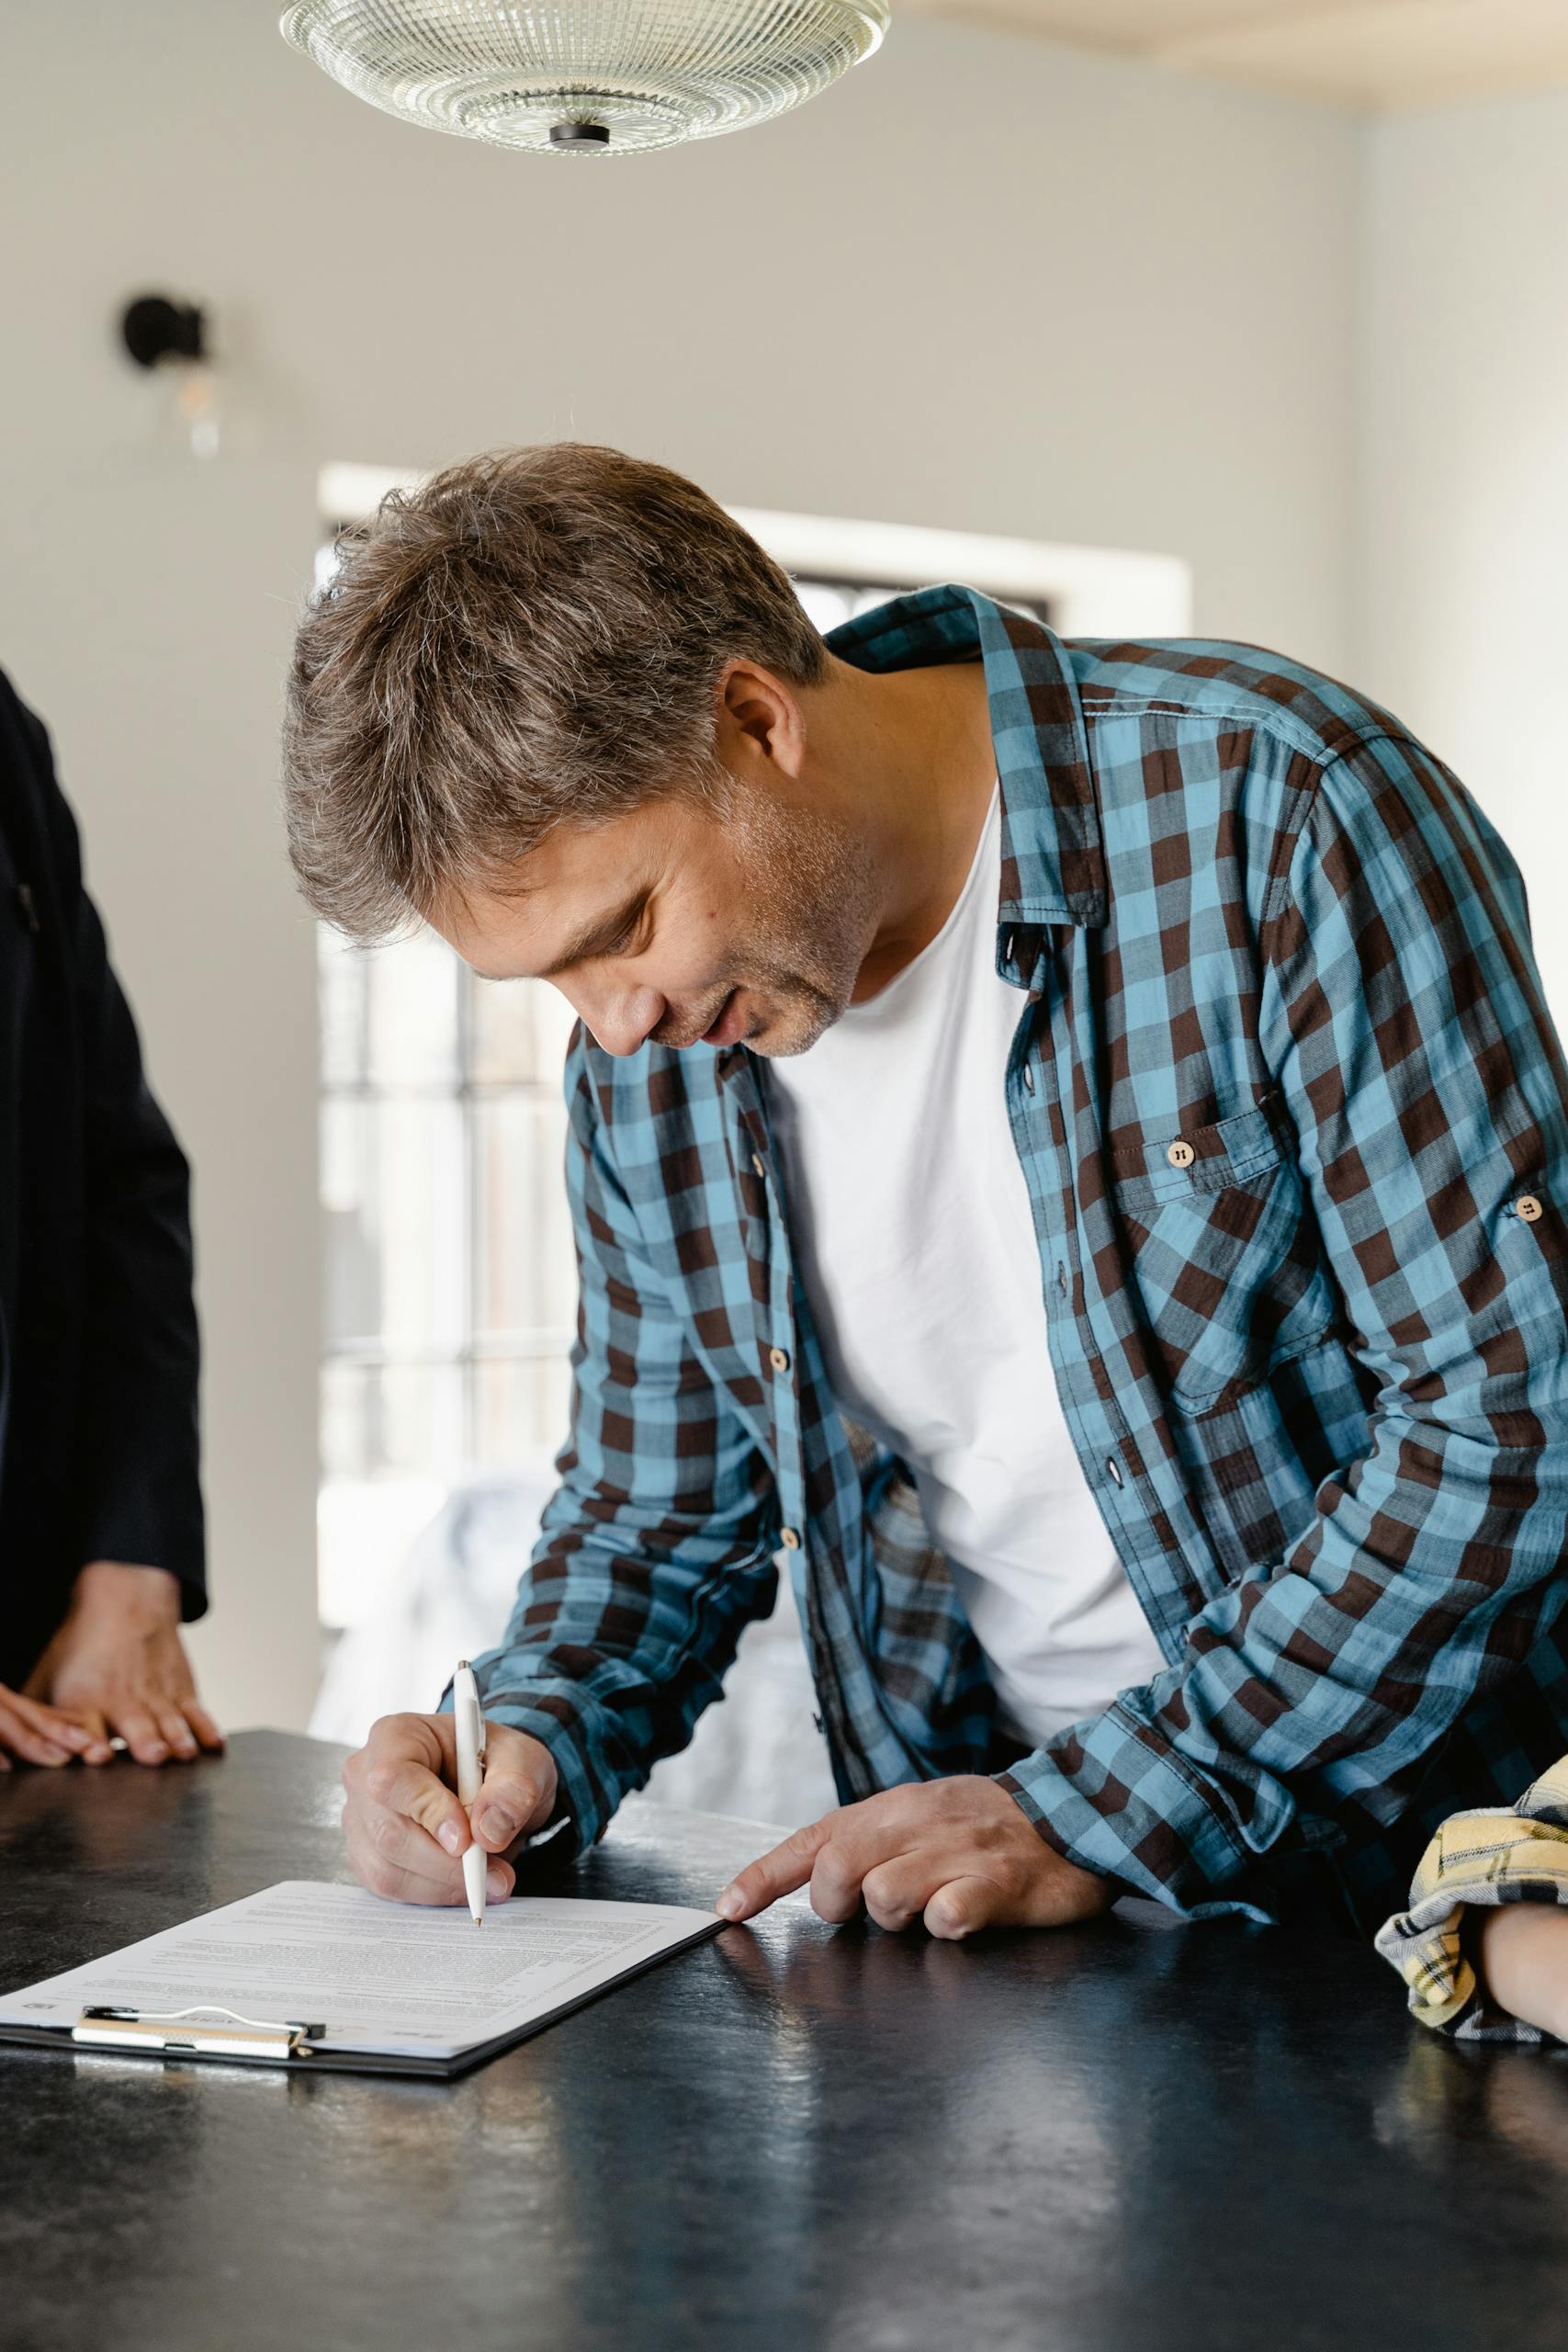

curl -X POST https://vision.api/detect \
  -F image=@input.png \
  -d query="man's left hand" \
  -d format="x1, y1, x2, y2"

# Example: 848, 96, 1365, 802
715, 1775, 1115, 1937
24, 1562, 224, 1767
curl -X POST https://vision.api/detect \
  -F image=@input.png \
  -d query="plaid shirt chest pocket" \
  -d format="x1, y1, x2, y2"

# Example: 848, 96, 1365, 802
1106, 1090, 1338, 1415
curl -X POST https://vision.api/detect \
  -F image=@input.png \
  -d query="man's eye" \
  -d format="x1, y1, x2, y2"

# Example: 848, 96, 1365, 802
608, 906, 648, 956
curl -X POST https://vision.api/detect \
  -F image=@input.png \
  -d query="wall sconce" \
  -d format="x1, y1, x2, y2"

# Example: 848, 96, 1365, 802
118, 293, 221, 460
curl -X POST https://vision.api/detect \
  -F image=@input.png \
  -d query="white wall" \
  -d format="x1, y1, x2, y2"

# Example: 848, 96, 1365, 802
0, 2, 1359, 1729
1359, 91, 1568, 1019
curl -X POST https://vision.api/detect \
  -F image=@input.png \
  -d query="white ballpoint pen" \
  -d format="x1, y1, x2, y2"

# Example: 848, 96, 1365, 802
453, 1660, 487, 1928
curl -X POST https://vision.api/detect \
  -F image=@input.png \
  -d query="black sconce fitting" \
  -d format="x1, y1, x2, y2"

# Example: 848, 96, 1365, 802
119, 294, 208, 370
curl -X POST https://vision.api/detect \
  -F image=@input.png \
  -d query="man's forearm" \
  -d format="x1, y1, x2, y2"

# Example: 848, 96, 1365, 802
999, 1425, 1568, 1924
464, 1516, 781, 1851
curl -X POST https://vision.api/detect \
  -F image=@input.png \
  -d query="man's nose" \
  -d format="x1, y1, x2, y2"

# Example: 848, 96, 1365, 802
567, 981, 666, 1057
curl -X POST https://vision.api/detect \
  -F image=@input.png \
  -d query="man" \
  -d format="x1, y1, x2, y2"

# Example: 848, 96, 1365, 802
0, 670, 220, 1768
288, 444, 1568, 1936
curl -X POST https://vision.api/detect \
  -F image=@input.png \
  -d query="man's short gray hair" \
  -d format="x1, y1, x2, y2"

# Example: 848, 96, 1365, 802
282, 443, 829, 939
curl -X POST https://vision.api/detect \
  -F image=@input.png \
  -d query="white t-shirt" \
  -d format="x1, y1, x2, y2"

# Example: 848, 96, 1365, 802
766, 787, 1167, 1746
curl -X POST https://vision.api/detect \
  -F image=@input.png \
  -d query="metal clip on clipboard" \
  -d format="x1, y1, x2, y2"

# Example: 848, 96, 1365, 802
73, 2005, 324, 2060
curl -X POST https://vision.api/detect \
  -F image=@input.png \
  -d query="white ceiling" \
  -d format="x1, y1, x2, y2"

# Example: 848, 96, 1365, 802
896, 0, 1568, 111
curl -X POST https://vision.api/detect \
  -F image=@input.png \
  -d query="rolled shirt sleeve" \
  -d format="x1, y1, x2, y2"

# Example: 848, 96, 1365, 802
460, 1037, 783, 1852
1375, 1756, 1568, 2039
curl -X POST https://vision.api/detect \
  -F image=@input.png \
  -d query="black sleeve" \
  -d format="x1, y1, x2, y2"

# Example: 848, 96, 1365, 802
28, 705, 207, 1614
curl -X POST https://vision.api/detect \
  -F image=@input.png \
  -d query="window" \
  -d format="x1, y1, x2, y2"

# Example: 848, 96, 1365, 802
318, 925, 580, 1629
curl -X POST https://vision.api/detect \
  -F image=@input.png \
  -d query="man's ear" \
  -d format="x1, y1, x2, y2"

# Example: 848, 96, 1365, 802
716, 661, 807, 777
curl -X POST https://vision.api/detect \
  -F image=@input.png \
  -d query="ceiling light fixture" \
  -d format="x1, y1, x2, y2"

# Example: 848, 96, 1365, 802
280, 0, 889, 158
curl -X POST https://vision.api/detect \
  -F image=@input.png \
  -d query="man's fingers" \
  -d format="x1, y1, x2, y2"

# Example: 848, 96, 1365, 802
363, 1754, 471, 1854
343, 1715, 471, 1901
809, 1817, 919, 1924
360, 1806, 460, 1893
716, 1817, 835, 1921
351, 1712, 454, 1782
469, 1761, 551, 1853
343, 1713, 555, 1905
719, 1800, 932, 1926
468, 1729, 558, 1852
861, 1849, 951, 1932
923, 1874, 1005, 1940
347, 1815, 453, 1909
346, 1835, 447, 1907
348, 1822, 516, 1908
718, 1781, 1114, 1937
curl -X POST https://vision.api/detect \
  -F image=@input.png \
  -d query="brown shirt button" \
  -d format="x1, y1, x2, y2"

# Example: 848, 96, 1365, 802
769, 1346, 790, 1374
780, 1525, 801, 1550
750, 1152, 766, 1179
1167, 1139, 1196, 1170
1516, 1194, 1544, 1223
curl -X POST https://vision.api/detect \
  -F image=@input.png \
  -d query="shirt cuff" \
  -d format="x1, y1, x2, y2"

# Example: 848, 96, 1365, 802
998, 1700, 1273, 1923
437, 1679, 606, 1857
1373, 1756, 1568, 2040
75, 1518, 207, 1621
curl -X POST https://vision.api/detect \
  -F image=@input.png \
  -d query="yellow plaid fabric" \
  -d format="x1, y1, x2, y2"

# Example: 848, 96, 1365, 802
1374, 1756, 1568, 2041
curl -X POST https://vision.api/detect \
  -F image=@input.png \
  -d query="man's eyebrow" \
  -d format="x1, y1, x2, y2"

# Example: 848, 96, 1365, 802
536, 891, 647, 980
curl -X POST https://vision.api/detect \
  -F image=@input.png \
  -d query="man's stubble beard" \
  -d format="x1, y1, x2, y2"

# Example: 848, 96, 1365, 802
727, 790, 882, 1058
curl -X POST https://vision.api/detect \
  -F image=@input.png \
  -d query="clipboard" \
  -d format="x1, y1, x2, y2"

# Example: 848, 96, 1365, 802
0, 1888, 727, 2079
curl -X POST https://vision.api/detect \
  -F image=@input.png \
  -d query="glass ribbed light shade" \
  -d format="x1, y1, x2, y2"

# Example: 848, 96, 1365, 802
280, 0, 890, 156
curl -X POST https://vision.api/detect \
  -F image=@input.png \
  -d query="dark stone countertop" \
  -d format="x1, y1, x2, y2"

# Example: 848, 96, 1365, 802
3, 1728, 1567, 2351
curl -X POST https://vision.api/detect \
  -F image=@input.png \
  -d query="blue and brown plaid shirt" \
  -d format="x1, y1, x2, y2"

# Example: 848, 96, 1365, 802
468, 585, 1568, 1928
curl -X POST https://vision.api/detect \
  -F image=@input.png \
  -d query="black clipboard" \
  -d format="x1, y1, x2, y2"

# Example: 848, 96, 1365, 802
0, 1915, 726, 2079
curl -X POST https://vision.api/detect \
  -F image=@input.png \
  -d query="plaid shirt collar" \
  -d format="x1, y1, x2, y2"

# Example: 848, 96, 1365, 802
826, 583, 1109, 937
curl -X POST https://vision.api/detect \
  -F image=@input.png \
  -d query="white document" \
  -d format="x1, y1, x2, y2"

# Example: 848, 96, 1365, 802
0, 1880, 720, 2063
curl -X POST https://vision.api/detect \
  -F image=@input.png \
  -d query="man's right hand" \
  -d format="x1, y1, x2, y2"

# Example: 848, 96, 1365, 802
342, 1711, 558, 1905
